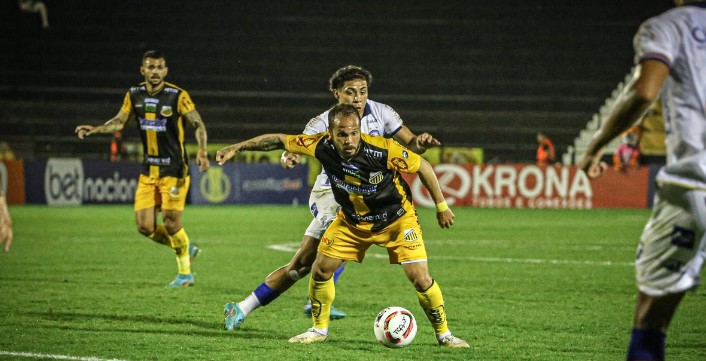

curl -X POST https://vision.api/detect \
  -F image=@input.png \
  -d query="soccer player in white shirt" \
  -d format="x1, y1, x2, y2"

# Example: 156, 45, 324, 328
579, 1, 706, 360
223, 65, 440, 330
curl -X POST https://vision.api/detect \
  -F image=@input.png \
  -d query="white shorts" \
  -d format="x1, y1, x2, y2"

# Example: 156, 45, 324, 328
304, 188, 340, 239
636, 183, 706, 296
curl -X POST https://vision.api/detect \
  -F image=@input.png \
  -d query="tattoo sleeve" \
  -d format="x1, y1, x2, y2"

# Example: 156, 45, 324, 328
185, 110, 208, 149
240, 135, 285, 151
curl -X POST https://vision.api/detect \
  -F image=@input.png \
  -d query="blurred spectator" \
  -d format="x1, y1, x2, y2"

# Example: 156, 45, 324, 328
536, 132, 556, 166
0, 178, 13, 252
18, 0, 50, 29
613, 131, 641, 172
0, 142, 15, 161
110, 132, 127, 161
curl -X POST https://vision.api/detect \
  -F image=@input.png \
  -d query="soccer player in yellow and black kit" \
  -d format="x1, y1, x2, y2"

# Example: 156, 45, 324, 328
76, 50, 209, 288
216, 103, 469, 347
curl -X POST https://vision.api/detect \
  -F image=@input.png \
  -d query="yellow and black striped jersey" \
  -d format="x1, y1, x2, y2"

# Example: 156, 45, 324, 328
121, 82, 196, 178
286, 132, 421, 232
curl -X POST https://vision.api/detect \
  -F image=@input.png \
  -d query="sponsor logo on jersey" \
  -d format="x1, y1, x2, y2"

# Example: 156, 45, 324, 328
145, 98, 159, 113
146, 156, 171, 166
402, 150, 409, 159
296, 136, 317, 148
163, 87, 178, 93
391, 157, 409, 170
364, 147, 383, 158
369, 129, 381, 136
403, 229, 418, 241
160, 106, 173, 117
692, 26, 706, 43
139, 117, 167, 132
321, 236, 334, 246
369, 171, 384, 184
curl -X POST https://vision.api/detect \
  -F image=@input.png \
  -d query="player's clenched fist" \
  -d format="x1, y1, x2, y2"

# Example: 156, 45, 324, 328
216, 145, 238, 165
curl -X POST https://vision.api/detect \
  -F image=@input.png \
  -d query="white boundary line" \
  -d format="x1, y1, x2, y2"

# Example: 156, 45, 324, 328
267, 242, 634, 267
0, 351, 128, 361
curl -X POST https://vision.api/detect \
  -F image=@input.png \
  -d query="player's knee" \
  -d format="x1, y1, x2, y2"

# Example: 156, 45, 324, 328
136, 224, 153, 236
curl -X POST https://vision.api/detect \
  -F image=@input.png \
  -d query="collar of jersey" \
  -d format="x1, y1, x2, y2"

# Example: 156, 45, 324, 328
362, 101, 372, 118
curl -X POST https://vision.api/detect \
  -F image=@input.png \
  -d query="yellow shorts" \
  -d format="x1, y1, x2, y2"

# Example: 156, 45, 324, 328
318, 211, 427, 264
134, 175, 190, 211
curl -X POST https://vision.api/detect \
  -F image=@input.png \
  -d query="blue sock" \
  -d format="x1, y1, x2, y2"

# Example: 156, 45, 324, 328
253, 283, 281, 306
627, 328, 665, 361
333, 264, 345, 284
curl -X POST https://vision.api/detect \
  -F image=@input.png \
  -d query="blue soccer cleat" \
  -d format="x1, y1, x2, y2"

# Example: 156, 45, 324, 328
224, 302, 246, 330
167, 273, 194, 288
189, 243, 200, 264
303, 300, 346, 319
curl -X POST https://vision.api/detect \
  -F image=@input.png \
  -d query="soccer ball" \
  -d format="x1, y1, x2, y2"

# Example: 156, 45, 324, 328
373, 306, 417, 348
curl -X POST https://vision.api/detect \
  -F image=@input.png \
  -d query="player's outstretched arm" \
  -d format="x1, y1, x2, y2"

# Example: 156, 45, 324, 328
75, 110, 130, 139
393, 126, 441, 154
216, 134, 288, 165
578, 60, 668, 179
184, 110, 210, 172
416, 158, 454, 228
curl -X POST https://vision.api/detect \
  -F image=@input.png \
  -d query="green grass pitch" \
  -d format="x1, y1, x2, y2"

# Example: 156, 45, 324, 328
0, 205, 704, 361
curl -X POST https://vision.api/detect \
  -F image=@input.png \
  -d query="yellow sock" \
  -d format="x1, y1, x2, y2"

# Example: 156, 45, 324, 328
147, 225, 170, 246
309, 277, 335, 330
417, 280, 449, 336
168, 228, 191, 275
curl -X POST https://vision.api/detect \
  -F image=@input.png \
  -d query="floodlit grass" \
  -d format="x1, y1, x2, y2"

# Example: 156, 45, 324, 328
1, 205, 704, 361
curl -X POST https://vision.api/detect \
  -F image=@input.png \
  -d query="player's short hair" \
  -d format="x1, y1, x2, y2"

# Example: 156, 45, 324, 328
142, 50, 166, 64
329, 65, 373, 92
327, 103, 361, 131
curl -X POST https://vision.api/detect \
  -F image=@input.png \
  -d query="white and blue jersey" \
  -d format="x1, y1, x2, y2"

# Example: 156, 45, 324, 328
634, 3, 706, 188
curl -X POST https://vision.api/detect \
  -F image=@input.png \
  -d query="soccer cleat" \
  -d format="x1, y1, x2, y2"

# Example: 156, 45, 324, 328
189, 243, 200, 264
303, 301, 346, 319
438, 334, 470, 348
288, 328, 329, 344
223, 302, 246, 331
167, 273, 194, 288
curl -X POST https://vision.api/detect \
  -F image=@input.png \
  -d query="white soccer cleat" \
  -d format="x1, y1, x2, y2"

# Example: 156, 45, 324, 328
288, 328, 329, 344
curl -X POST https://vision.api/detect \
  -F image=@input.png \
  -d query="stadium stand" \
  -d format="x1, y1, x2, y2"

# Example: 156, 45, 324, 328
0, 0, 670, 163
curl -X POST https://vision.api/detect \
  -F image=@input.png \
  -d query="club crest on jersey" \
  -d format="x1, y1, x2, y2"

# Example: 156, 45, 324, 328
403, 229, 419, 242
160, 106, 173, 117
391, 157, 409, 170
369, 171, 384, 185
297, 136, 317, 148
321, 236, 334, 246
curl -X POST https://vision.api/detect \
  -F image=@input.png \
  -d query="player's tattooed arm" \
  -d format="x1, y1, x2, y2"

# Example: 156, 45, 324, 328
216, 134, 287, 165
75, 110, 130, 139
184, 110, 210, 172
184, 110, 208, 150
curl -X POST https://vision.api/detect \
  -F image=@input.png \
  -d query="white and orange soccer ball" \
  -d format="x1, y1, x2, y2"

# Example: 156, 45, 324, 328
373, 306, 417, 348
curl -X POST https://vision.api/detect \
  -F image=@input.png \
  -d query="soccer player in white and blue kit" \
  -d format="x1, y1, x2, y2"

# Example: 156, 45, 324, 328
223, 65, 440, 330
579, 1, 706, 360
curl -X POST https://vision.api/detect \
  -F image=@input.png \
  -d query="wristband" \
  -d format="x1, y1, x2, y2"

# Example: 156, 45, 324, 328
435, 201, 449, 213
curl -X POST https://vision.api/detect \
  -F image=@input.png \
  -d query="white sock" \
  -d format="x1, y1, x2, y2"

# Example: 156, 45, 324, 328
238, 293, 262, 315
437, 331, 452, 341
312, 327, 328, 335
